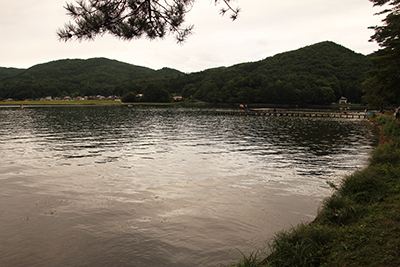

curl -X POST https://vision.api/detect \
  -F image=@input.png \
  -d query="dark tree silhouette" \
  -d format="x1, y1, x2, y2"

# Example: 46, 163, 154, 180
58, 0, 240, 43
364, 0, 400, 106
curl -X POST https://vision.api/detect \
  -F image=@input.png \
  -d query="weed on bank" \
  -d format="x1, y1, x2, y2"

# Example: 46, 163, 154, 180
228, 114, 400, 267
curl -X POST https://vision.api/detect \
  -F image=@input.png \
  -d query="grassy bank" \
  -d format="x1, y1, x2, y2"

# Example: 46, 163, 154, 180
230, 114, 400, 267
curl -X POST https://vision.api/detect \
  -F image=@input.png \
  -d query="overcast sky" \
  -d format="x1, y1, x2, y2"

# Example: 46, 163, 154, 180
0, 0, 385, 73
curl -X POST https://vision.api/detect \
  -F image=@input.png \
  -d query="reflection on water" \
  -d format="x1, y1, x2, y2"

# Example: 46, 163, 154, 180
0, 106, 378, 266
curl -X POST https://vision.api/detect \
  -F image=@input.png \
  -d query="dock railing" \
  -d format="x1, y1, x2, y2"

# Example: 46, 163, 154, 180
216, 109, 367, 119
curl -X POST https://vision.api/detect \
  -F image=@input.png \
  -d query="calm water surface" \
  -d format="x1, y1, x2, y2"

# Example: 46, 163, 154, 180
0, 106, 378, 266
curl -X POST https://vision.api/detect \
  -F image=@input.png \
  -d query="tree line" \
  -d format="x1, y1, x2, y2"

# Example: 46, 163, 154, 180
113, 41, 375, 105
0, 41, 378, 106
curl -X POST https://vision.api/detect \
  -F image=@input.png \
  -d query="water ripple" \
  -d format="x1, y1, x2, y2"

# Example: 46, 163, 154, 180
0, 106, 379, 267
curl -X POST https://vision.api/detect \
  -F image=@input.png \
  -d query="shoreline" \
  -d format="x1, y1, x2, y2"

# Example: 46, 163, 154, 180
234, 113, 400, 267
0, 100, 188, 107
0, 100, 123, 106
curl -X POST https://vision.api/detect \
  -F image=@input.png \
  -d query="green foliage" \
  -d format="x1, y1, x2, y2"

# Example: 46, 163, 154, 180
121, 91, 137, 103
0, 42, 373, 105
319, 194, 363, 225
364, 0, 400, 106
194, 81, 220, 102
0, 58, 182, 100
184, 41, 372, 105
338, 169, 387, 204
382, 117, 400, 138
362, 75, 389, 109
141, 83, 171, 103
265, 224, 331, 267
371, 142, 400, 166
0, 67, 24, 80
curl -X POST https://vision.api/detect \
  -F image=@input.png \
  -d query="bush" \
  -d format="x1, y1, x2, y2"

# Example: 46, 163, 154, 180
383, 118, 400, 138
370, 143, 400, 166
121, 91, 137, 102
318, 195, 362, 225
141, 83, 171, 103
338, 169, 387, 204
375, 115, 400, 139
266, 224, 331, 267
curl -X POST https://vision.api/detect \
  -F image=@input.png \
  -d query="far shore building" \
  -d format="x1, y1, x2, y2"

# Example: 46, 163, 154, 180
339, 97, 348, 104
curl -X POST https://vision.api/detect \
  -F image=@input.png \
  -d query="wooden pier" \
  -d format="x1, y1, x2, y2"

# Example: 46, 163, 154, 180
216, 110, 366, 119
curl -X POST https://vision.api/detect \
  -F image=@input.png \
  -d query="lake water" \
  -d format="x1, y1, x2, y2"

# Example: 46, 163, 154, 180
0, 106, 378, 266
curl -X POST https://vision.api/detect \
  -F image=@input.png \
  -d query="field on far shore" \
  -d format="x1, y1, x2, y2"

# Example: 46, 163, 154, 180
0, 100, 188, 106
0, 100, 124, 106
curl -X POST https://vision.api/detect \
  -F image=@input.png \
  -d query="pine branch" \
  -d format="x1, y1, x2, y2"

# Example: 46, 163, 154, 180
58, 0, 238, 43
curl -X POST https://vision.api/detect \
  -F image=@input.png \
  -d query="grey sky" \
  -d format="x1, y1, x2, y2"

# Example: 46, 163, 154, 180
0, 0, 384, 73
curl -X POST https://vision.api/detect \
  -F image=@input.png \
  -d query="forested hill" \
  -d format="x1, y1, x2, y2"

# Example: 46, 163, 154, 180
0, 58, 183, 100
176, 41, 374, 105
0, 41, 374, 104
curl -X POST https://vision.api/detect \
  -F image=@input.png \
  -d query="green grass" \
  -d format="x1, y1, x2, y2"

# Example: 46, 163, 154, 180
229, 113, 400, 267
0, 100, 193, 106
225, 250, 266, 267
0, 100, 123, 105
123, 101, 184, 106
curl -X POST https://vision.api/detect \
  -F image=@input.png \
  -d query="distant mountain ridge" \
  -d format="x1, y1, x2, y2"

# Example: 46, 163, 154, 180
0, 58, 182, 79
168, 41, 373, 104
0, 58, 183, 100
0, 41, 374, 104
